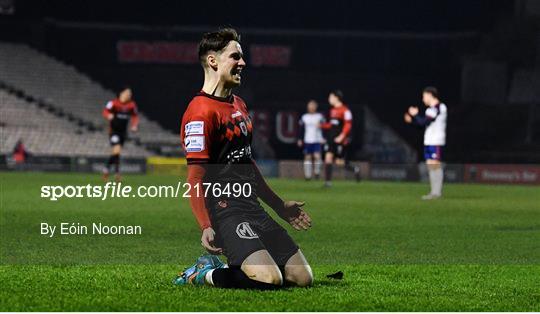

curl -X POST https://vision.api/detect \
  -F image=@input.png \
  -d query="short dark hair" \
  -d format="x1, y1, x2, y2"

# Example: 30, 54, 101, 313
198, 28, 241, 66
330, 89, 344, 102
118, 86, 131, 97
423, 86, 439, 99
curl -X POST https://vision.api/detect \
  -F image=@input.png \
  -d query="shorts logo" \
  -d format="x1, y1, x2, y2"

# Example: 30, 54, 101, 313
110, 135, 119, 144
236, 222, 258, 239
185, 135, 205, 152
185, 121, 204, 135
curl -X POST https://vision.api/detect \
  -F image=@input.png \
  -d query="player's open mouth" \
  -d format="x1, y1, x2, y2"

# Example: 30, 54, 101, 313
232, 68, 242, 80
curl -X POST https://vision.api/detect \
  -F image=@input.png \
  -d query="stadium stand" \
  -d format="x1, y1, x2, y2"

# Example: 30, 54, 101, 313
0, 89, 150, 157
362, 106, 417, 163
0, 42, 180, 155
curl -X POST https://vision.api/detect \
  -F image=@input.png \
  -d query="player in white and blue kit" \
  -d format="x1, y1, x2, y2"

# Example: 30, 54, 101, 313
297, 100, 325, 180
404, 86, 447, 200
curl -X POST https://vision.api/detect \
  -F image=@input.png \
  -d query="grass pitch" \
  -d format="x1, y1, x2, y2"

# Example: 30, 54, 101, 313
1, 171, 539, 311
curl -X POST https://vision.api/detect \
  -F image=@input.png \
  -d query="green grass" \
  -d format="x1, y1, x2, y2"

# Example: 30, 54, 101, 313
1, 171, 539, 311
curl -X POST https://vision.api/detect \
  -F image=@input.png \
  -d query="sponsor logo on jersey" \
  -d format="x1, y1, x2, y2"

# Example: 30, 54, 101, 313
236, 222, 258, 239
225, 145, 252, 163
239, 121, 248, 136
185, 135, 205, 152
218, 200, 228, 208
231, 111, 243, 118
185, 121, 204, 135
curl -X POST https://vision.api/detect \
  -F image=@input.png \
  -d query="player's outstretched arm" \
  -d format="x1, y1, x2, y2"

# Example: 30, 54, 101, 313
404, 113, 413, 123
102, 102, 114, 121
251, 160, 312, 230
130, 103, 139, 132
278, 201, 312, 231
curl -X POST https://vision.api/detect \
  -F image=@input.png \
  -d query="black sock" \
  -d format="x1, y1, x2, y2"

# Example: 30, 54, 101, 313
325, 163, 333, 182
211, 267, 280, 290
106, 154, 116, 173
113, 154, 120, 174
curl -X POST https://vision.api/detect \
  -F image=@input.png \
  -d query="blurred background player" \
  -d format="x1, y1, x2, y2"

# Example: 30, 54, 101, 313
102, 87, 139, 181
12, 138, 30, 165
321, 90, 359, 187
404, 86, 447, 200
297, 100, 325, 180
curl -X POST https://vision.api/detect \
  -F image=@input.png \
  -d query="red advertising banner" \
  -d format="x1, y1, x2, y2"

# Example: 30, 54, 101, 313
117, 41, 199, 64
117, 41, 292, 67
250, 44, 291, 67
464, 164, 540, 184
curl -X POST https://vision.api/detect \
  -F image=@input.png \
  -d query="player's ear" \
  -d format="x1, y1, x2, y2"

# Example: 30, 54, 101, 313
207, 54, 218, 71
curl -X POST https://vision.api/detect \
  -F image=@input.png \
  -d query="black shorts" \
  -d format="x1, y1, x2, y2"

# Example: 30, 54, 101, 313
324, 141, 347, 159
109, 132, 126, 146
212, 208, 299, 267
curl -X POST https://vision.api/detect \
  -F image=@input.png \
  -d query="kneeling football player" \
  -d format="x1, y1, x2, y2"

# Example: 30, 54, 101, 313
174, 28, 313, 289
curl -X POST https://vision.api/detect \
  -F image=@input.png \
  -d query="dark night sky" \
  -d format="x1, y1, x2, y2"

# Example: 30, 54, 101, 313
13, 0, 514, 32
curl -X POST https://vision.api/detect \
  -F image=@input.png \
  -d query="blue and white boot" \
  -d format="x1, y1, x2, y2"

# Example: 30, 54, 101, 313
173, 254, 226, 286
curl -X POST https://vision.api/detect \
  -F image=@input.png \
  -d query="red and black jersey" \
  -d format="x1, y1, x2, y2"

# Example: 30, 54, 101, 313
181, 91, 253, 164
102, 99, 139, 133
181, 92, 258, 220
321, 104, 353, 144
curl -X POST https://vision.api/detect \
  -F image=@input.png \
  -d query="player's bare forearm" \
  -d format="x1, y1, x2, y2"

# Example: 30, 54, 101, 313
251, 160, 312, 229
404, 113, 413, 123
251, 159, 285, 211
102, 108, 113, 121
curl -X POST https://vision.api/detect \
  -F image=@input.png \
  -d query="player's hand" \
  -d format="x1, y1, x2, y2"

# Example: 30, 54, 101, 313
408, 106, 419, 116
107, 113, 114, 121
130, 126, 138, 132
278, 201, 312, 231
297, 140, 303, 147
201, 227, 222, 254
334, 134, 345, 144
404, 113, 412, 123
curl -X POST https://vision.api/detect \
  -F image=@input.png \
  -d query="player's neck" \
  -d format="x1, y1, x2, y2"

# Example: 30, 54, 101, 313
202, 77, 233, 98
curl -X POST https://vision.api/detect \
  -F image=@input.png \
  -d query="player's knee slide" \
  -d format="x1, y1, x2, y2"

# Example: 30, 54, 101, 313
285, 265, 313, 287
266, 269, 284, 286
253, 266, 283, 286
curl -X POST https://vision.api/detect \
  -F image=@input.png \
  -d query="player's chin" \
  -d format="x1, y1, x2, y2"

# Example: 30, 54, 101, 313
229, 78, 242, 87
